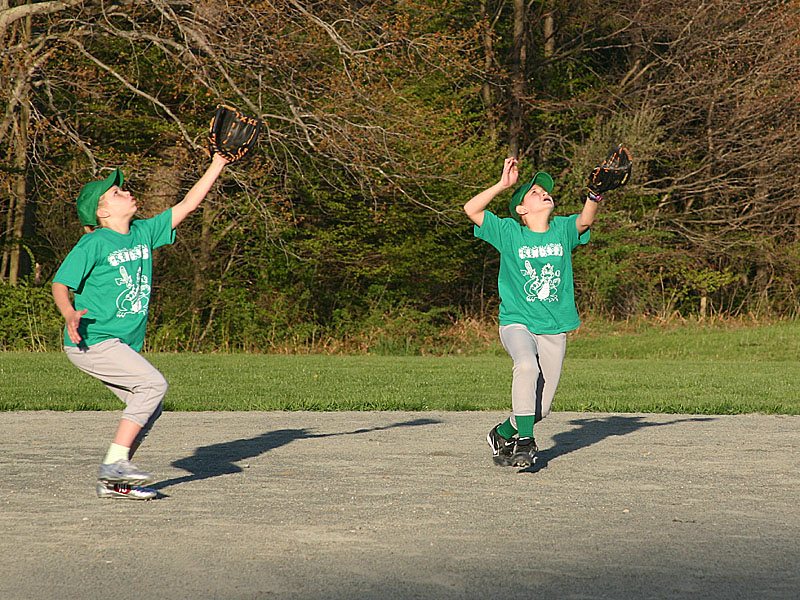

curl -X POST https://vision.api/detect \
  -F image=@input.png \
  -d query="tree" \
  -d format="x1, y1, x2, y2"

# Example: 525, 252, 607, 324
615, 0, 800, 316
1, 0, 82, 283
3, 0, 799, 353
1, 0, 491, 349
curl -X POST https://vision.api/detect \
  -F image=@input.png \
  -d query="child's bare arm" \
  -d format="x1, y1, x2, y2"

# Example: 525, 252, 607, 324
171, 154, 229, 229
464, 157, 518, 227
576, 195, 600, 234
52, 282, 87, 344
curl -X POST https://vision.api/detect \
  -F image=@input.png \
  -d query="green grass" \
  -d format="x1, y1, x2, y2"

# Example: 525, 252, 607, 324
1, 321, 799, 414
569, 319, 800, 361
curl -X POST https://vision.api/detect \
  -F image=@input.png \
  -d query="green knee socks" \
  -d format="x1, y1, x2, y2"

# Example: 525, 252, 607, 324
497, 418, 517, 439
515, 415, 535, 439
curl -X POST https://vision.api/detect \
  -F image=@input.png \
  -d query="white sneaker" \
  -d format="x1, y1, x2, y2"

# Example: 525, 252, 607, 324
96, 480, 157, 500
97, 459, 154, 485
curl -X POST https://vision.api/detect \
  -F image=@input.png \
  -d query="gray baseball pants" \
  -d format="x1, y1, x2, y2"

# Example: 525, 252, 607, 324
498, 324, 567, 426
65, 338, 167, 445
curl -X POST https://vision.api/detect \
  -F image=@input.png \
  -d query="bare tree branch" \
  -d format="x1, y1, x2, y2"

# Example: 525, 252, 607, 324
0, 0, 82, 36
66, 37, 197, 148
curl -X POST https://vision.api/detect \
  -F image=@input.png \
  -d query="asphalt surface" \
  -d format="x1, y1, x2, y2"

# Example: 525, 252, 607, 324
1, 410, 798, 600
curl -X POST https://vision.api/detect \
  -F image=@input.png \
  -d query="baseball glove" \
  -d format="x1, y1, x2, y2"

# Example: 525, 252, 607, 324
207, 104, 261, 163
586, 144, 632, 195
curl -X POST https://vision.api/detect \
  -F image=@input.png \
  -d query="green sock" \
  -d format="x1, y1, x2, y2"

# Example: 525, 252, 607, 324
516, 415, 535, 439
497, 418, 517, 439
103, 443, 130, 464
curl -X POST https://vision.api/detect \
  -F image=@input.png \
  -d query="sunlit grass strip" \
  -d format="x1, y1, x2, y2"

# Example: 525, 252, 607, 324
2, 352, 798, 415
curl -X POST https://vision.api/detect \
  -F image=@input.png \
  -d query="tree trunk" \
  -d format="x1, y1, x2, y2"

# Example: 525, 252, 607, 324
190, 195, 216, 349
480, 0, 497, 145
143, 145, 190, 216
1, 175, 13, 281
507, 0, 526, 158
7, 9, 32, 285
538, 2, 555, 164
543, 3, 554, 59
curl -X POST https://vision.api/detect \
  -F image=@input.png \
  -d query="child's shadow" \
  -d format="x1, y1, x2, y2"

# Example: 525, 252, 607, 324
150, 417, 441, 492
522, 414, 716, 473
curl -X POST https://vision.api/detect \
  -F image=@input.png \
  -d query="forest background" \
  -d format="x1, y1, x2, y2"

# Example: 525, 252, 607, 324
2, 0, 800, 354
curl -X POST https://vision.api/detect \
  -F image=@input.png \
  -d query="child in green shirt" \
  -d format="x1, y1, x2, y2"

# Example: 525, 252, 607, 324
464, 157, 599, 468
52, 154, 228, 499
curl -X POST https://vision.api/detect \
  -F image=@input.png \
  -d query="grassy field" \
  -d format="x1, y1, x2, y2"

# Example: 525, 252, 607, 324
1, 321, 798, 415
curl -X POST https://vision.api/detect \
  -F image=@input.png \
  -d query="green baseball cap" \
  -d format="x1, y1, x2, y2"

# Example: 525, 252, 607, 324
509, 171, 554, 222
76, 168, 124, 227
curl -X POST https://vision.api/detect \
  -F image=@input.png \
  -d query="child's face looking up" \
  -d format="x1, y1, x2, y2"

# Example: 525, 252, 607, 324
520, 184, 554, 216
98, 186, 137, 222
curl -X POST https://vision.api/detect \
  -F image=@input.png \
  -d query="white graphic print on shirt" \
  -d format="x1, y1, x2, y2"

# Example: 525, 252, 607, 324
108, 244, 150, 267
114, 265, 151, 317
520, 261, 562, 303
519, 240, 564, 303
106, 244, 152, 318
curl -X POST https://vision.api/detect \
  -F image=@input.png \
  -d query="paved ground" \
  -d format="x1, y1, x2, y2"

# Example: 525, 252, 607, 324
0, 410, 798, 600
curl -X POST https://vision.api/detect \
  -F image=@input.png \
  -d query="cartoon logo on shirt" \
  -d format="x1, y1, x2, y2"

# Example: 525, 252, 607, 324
521, 261, 561, 303
115, 265, 151, 317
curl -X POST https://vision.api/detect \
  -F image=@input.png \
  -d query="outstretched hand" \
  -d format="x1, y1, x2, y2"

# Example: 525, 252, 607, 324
500, 157, 519, 189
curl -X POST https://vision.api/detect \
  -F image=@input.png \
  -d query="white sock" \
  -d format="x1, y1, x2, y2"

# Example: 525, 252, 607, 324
103, 443, 130, 464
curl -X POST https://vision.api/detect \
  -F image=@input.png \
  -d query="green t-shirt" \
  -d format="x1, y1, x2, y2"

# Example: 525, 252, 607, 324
53, 210, 176, 351
474, 211, 590, 334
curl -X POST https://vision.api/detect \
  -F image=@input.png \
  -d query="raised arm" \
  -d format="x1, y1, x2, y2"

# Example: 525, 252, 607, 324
171, 153, 229, 229
575, 193, 600, 235
463, 157, 518, 227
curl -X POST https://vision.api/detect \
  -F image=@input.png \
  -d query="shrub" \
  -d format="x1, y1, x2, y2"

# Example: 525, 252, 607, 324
0, 280, 63, 351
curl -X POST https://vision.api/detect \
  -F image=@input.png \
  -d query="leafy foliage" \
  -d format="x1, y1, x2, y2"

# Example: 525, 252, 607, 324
1, 0, 799, 352
0, 280, 63, 351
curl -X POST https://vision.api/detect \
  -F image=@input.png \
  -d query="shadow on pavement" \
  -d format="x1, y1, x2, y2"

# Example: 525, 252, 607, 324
151, 417, 441, 491
523, 414, 716, 473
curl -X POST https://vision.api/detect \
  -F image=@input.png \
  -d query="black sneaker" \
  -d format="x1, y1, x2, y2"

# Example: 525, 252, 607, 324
511, 437, 538, 468
487, 424, 516, 466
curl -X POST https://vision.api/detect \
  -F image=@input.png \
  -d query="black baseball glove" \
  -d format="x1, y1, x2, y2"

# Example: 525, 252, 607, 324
207, 104, 261, 163
586, 144, 632, 196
